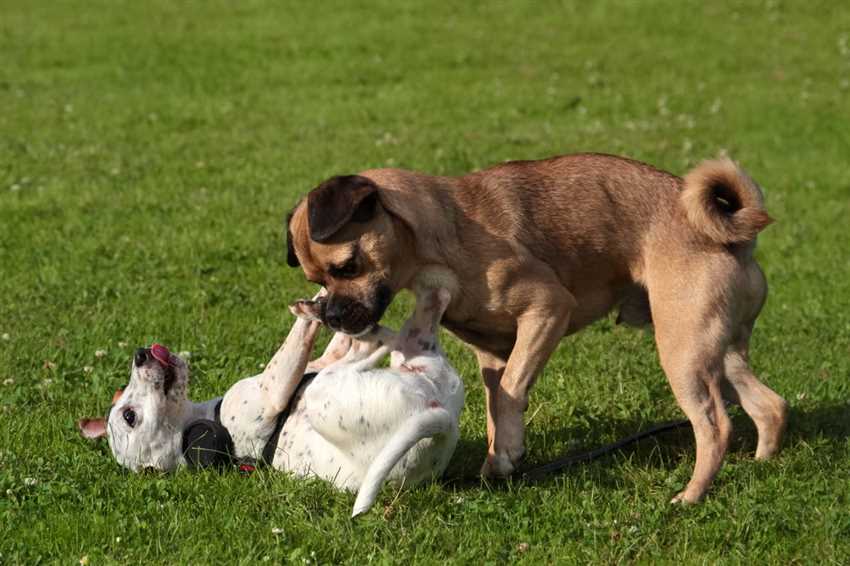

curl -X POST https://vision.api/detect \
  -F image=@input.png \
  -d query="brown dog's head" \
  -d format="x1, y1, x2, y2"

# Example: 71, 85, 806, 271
286, 175, 413, 335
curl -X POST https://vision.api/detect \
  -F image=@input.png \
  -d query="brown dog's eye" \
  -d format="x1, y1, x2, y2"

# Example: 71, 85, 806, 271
329, 257, 358, 279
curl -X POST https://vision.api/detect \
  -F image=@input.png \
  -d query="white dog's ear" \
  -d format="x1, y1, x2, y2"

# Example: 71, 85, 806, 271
78, 418, 107, 440
289, 299, 323, 322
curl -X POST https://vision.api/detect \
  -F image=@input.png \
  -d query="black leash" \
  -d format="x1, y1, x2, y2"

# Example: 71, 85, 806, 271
445, 419, 692, 486
520, 419, 692, 482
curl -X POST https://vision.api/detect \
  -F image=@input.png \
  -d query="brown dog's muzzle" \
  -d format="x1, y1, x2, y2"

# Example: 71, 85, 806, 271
324, 284, 393, 335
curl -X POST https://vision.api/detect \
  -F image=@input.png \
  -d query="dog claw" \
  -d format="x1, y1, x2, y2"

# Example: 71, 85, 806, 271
480, 448, 525, 479
670, 490, 701, 505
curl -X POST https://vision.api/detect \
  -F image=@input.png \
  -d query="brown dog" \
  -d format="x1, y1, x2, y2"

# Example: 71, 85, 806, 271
285, 153, 788, 503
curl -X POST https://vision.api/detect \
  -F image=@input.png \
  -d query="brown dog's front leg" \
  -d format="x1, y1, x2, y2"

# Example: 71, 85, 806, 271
474, 349, 508, 453
481, 300, 573, 478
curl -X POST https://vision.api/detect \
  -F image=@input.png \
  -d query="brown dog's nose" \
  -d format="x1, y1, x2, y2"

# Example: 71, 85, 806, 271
325, 305, 343, 330
134, 348, 148, 367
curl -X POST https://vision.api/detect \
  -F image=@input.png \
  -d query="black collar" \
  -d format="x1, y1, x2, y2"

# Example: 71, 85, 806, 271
182, 372, 317, 469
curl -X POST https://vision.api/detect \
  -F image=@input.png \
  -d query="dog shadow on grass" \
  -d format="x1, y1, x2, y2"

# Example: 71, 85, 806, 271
442, 401, 850, 490
783, 401, 850, 443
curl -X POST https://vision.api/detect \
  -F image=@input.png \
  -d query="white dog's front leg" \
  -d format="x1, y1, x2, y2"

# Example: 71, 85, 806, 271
258, 317, 322, 418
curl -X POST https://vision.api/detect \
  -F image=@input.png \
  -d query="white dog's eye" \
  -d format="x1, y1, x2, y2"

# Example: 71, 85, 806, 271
123, 408, 137, 428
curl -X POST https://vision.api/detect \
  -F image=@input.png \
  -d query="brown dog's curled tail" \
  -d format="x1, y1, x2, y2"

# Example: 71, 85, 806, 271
681, 158, 773, 244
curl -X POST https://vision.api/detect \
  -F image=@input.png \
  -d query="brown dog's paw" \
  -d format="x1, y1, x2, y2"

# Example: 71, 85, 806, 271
480, 447, 525, 479
669, 488, 703, 505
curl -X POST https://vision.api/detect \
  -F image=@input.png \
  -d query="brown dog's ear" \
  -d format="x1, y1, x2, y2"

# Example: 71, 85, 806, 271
78, 418, 107, 440
285, 211, 300, 267
307, 175, 379, 242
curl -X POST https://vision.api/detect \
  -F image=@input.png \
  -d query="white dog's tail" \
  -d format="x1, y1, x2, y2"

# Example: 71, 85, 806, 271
351, 407, 453, 517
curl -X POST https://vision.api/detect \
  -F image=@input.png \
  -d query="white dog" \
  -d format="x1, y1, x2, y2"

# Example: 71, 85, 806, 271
79, 289, 464, 516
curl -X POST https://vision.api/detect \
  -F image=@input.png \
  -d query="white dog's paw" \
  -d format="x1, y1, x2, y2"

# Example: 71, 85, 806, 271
289, 299, 323, 321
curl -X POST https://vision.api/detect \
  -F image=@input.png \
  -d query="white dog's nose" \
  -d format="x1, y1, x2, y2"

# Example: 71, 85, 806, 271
134, 348, 148, 368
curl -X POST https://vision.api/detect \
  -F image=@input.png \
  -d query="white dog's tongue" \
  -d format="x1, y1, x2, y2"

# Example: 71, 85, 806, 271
151, 343, 171, 366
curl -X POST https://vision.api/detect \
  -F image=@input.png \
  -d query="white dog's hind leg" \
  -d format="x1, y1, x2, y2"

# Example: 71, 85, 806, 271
351, 407, 454, 517
392, 288, 451, 365
307, 332, 353, 373
290, 296, 398, 371
321, 326, 397, 373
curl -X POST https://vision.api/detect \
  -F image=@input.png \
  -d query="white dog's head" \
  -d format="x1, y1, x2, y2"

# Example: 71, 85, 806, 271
78, 344, 191, 471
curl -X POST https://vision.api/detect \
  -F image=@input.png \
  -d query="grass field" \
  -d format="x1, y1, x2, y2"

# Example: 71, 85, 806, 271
2, 0, 849, 563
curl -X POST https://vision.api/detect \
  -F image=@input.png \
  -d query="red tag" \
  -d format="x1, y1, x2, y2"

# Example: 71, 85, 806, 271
151, 343, 171, 366
239, 464, 256, 474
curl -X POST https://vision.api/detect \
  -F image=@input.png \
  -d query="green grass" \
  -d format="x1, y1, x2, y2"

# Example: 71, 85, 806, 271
2, 0, 849, 563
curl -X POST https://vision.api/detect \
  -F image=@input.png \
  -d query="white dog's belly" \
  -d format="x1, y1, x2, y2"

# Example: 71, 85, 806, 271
271, 369, 460, 491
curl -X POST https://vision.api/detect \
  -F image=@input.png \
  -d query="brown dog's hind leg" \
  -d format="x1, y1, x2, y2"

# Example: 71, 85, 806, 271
656, 330, 732, 503
719, 265, 788, 460
722, 330, 788, 460
668, 359, 731, 504
649, 261, 736, 504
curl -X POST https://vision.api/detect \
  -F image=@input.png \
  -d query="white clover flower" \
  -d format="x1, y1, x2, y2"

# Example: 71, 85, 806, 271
3, 379, 14, 386
710, 99, 723, 114
95, 350, 107, 358
83, 366, 94, 374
